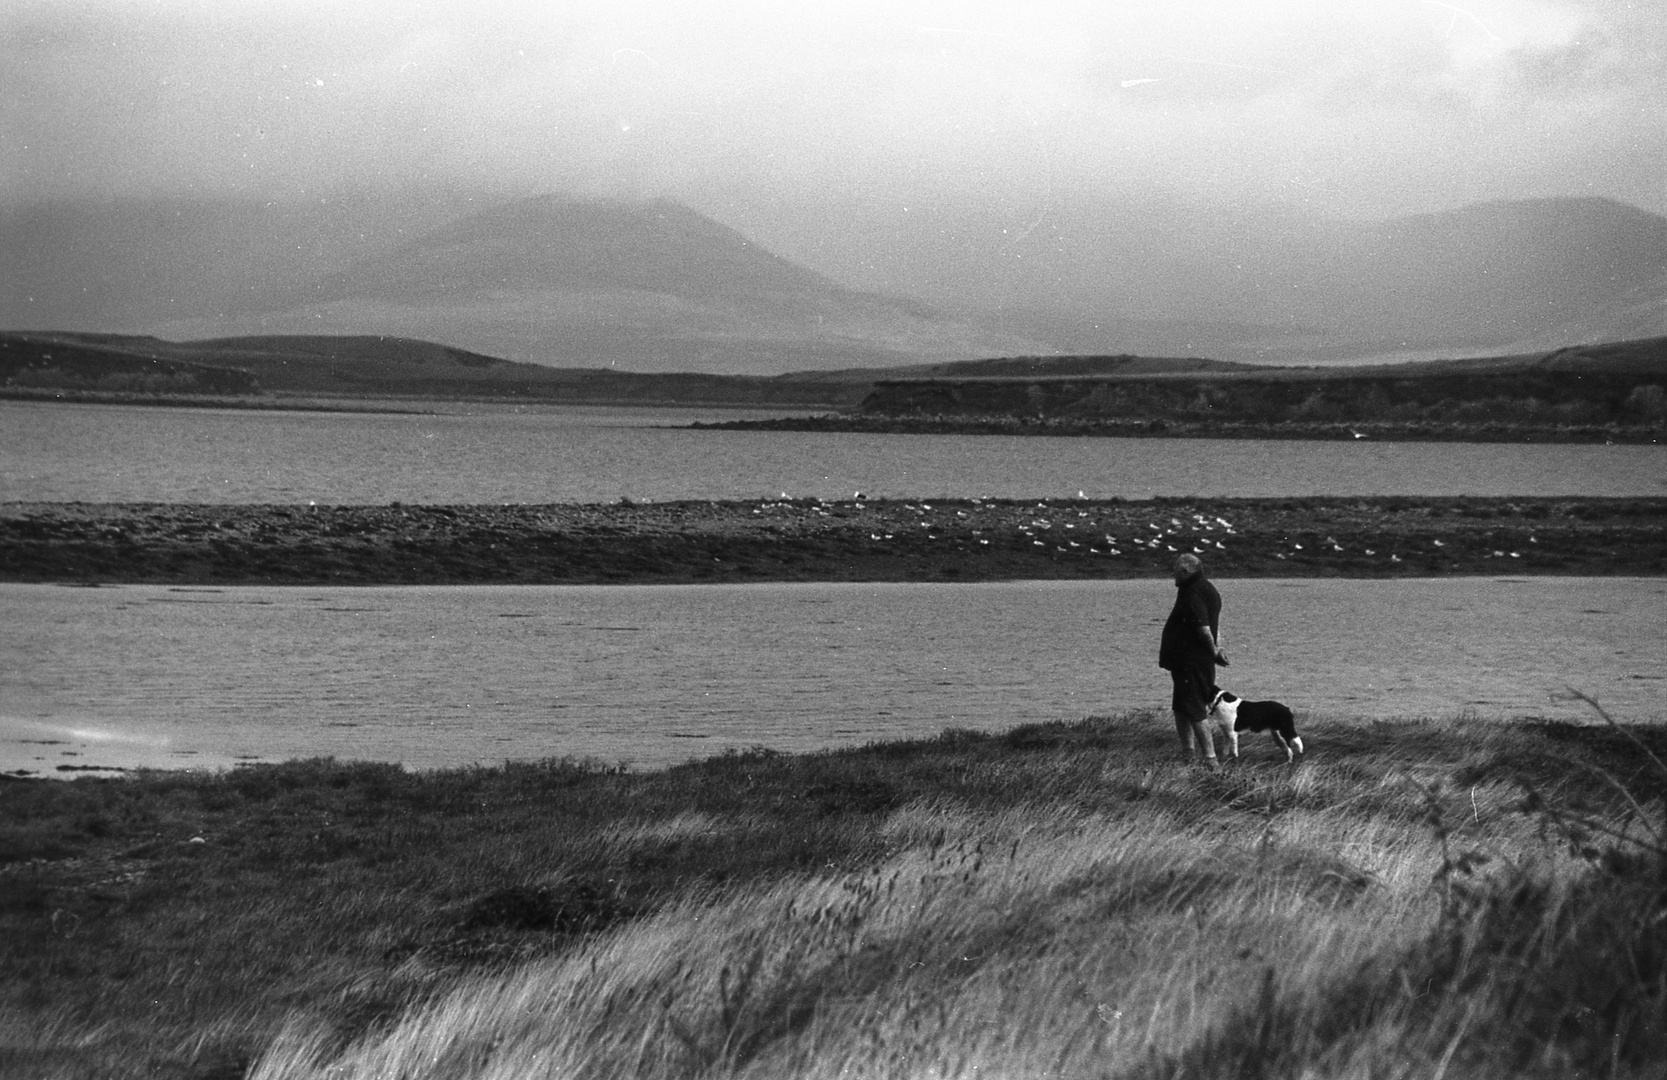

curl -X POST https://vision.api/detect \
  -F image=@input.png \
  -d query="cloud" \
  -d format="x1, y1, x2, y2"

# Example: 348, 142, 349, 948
1, 0, 1662, 216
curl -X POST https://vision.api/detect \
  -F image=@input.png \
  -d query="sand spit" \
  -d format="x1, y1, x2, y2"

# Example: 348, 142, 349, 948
2, 497, 1662, 585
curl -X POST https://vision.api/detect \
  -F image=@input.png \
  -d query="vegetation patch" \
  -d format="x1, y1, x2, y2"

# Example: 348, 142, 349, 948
2, 709, 1664, 1078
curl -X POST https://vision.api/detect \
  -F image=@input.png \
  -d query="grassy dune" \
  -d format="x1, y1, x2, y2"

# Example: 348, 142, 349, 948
4, 709, 1664, 1079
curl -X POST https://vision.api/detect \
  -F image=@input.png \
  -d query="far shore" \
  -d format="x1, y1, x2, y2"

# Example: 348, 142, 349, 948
3, 496, 1662, 585
693, 412, 1666, 444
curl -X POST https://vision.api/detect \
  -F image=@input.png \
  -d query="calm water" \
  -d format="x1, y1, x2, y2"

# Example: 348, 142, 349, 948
4, 399, 1664, 503
2, 578, 1657, 775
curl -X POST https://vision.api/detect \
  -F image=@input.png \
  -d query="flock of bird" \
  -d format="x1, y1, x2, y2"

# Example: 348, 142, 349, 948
749, 495, 1535, 563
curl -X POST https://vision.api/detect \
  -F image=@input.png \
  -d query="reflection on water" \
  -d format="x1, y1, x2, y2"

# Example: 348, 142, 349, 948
4, 399, 1664, 503
2, 578, 1657, 775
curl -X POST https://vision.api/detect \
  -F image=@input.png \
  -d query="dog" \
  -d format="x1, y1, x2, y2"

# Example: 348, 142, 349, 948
1206, 689, 1305, 763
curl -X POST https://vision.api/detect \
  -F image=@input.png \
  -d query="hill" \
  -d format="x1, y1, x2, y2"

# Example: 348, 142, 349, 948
779, 194, 1667, 365
7, 192, 1664, 373
4, 195, 1046, 375
0, 331, 876, 408
843, 336, 1667, 439
0, 332, 1266, 408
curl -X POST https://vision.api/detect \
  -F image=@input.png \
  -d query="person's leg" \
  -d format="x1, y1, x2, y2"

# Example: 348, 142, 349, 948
1189, 718, 1219, 765
1173, 663, 1218, 765
1171, 672, 1199, 758
1173, 711, 1196, 758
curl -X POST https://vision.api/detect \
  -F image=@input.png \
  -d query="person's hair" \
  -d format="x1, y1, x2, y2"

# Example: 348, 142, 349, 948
1175, 553, 1202, 575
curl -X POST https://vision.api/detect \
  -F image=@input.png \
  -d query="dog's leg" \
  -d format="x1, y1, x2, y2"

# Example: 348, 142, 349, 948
1226, 727, 1240, 759
1272, 732, 1293, 764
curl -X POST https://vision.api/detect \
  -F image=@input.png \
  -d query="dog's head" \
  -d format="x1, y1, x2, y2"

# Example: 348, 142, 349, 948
1207, 688, 1239, 722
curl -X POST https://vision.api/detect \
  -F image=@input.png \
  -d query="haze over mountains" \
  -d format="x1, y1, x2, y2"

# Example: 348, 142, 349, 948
4, 192, 1663, 375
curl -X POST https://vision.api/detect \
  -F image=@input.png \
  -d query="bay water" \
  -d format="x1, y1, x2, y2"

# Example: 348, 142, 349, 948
3, 577, 1657, 776
4, 398, 1664, 503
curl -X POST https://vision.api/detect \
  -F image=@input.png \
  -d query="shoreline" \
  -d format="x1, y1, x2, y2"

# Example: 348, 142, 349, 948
4, 496, 1663, 585
692, 414, 1666, 444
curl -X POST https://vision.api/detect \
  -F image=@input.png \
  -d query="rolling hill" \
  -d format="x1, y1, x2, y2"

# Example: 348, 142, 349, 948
9, 192, 1666, 376
118, 197, 1048, 374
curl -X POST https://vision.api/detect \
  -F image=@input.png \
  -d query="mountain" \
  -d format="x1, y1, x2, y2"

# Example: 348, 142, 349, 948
730, 192, 1667, 364
5, 191, 1663, 372
7, 195, 1046, 375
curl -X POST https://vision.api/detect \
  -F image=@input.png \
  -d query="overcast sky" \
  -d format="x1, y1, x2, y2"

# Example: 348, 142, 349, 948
5, 0, 1664, 220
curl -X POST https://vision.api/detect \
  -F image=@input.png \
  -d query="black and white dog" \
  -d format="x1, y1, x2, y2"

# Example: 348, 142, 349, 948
1206, 689, 1305, 763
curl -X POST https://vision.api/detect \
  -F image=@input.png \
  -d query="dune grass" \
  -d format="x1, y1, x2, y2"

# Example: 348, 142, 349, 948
3, 710, 1663, 1079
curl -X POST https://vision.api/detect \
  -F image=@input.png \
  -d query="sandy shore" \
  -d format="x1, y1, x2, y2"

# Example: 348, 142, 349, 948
3, 497, 1662, 584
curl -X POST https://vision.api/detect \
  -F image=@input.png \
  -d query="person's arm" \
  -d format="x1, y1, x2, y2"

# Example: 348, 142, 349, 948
1186, 590, 1226, 656
1191, 594, 1228, 665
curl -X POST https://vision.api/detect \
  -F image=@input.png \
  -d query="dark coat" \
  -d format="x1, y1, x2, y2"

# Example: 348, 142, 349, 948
1159, 574, 1221, 671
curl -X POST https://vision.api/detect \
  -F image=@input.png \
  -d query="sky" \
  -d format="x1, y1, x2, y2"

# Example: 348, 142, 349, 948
4, 0, 1664, 222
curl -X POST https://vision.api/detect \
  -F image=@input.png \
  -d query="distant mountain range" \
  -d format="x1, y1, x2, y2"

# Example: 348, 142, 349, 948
4, 191, 1664, 374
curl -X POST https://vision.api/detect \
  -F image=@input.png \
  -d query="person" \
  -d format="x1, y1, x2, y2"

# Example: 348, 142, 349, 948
1158, 553, 1229, 764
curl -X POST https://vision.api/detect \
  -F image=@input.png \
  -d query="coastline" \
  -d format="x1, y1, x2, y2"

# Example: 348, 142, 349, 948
4, 496, 1662, 585
692, 413, 1666, 444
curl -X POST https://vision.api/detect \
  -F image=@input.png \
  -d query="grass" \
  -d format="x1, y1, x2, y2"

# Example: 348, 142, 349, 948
2, 711, 1664, 1079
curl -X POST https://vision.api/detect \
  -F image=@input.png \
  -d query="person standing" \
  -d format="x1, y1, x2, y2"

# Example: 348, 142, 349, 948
1159, 553, 1228, 764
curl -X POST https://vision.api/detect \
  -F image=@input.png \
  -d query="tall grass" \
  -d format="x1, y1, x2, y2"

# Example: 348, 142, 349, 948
4, 711, 1662, 1078
244, 717, 1663, 1080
